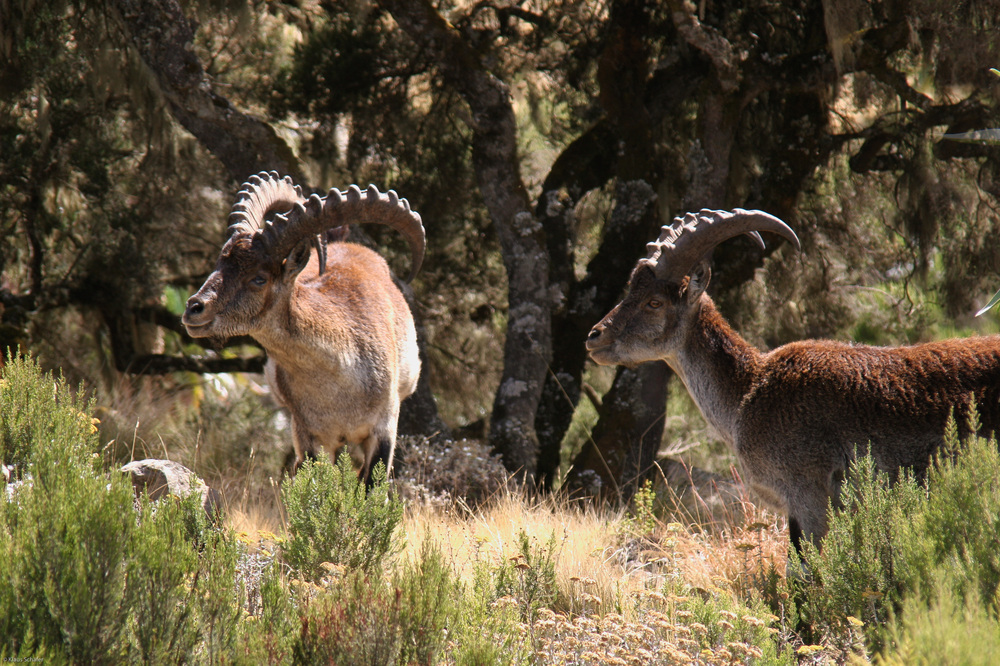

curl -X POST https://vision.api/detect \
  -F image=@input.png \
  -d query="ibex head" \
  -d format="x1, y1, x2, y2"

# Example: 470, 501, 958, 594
586, 209, 799, 367
183, 171, 425, 341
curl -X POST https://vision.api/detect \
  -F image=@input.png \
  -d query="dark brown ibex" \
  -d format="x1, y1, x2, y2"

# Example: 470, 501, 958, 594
183, 172, 425, 486
586, 209, 1000, 551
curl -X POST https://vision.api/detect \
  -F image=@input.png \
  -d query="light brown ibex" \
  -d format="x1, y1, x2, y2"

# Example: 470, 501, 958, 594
183, 172, 425, 486
586, 209, 1000, 552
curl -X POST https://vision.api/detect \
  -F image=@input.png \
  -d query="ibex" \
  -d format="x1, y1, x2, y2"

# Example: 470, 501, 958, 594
586, 209, 1000, 552
183, 172, 425, 486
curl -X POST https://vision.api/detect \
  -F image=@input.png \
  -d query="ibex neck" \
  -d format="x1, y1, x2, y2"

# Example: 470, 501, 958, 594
669, 296, 761, 446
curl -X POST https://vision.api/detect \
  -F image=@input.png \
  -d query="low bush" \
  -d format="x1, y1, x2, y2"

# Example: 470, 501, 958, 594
474, 528, 560, 623
797, 416, 1000, 657
0, 354, 134, 660
294, 538, 459, 665
394, 539, 460, 665
0, 353, 293, 663
281, 455, 403, 579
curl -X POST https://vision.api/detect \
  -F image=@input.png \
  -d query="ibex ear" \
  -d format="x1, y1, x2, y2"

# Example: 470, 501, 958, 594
282, 241, 312, 280
683, 261, 711, 304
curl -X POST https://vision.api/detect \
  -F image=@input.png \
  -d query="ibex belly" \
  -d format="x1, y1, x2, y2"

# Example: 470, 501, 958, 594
266, 357, 395, 461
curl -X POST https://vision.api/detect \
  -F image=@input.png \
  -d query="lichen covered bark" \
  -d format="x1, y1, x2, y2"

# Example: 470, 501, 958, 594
381, 0, 552, 479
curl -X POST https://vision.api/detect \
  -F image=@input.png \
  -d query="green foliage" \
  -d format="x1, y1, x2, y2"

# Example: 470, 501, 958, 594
682, 591, 797, 665
126, 495, 202, 664
282, 456, 402, 579
879, 572, 1000, 666
0, 351, 98, 472
454, 569, 531, 666
619, 479, 658, 539
0, 354, 293, 663
293, 570, 402, 665
0, 352, 133, 661
798, 452, 924, 647
244, 559, 298, 664
394, 539, 460, 665
273, 14, 385, 120
473, 528, 559, 623
293, 539, 459, 665
798, 422, 1000, 656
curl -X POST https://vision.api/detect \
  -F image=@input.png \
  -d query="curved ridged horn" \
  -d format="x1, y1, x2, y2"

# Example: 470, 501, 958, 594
638, 208, 800, 281
228, 171, 304, 237
232, 174, 426, 282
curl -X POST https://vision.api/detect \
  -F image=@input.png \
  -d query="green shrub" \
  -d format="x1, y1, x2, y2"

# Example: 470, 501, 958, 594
293, 538, 459, 666
618, 479, 658, 540
0, 352, 134, 661
293, 570, 403, 665
454, 571, 530, 666
0, 351, 99, 474
799, 421, 1000, 655
394, 539, 460, 665
797, 451, 924, 647
879, 569, 1000, 666
241, 558, 298, 664
195, 529, 247, 662
474, 528, 559, 623
0, 353, 284, 664
282, 456, 402, 579
126, 494, 202, 664
682, 590, 797, 665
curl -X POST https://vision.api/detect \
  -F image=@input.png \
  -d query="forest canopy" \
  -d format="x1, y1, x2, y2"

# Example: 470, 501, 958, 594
2, 0, 1000, 494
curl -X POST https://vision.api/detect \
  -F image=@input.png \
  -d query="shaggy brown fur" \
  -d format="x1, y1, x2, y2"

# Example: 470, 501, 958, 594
589, 244, 1000, 552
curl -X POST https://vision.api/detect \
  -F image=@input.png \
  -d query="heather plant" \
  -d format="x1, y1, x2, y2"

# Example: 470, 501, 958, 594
293, 570, 403, 665
293, 538, 459, 665
797, 414, 1000, 656
0, 353, 287, 663
452, 574, 531, 666
393, 434, 509, 507
0, 354, 135, 661
282, 455, 402, 579
880, 571, 1000, 666
126, 494, 202, 664
0, 351, 97, 473
242, 558, 298, 663
475, 528, 559, 623
394, 538, 460, 665
796, 451, 923, 647
618, 478, 658, 540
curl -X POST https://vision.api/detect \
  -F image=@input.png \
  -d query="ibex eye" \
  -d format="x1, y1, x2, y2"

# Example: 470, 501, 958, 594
647, 299, 663, 309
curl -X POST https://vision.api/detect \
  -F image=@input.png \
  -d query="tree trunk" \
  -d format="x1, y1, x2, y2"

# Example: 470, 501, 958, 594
564, 362, 670, 502
562, 0, 671, 498
380, 0, 551, 479
533, 55, 711, 488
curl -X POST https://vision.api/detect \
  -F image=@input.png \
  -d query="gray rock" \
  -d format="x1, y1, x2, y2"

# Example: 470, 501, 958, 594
121, 459, 222, 520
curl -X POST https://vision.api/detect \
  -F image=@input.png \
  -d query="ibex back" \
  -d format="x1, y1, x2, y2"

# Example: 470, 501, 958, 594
183, 172, 425, 486
586, 209, 1000, 552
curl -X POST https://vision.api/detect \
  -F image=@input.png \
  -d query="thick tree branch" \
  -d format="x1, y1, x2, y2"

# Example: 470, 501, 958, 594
124, 354, 266, 375
110, 0, 301, 182
665, 0, 740, 92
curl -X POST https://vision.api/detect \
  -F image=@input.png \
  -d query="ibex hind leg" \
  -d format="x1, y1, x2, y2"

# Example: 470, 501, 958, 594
361, 434, 394, 490
788, 516, 806, 557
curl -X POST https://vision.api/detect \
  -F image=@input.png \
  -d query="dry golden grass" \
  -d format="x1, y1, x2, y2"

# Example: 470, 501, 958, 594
398, 477, 792, 620
394, 480, 801, 665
